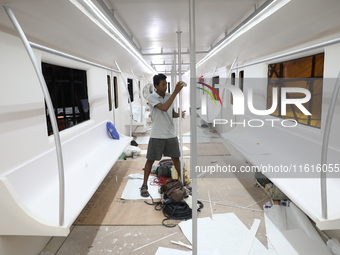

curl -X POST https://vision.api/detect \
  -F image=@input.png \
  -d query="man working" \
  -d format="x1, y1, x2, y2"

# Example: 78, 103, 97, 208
140, 73, 186, 197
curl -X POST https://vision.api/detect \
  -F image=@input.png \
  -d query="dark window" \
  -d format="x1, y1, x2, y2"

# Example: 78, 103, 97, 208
230, 73, 236, 104
231, 73, 236, 85
212, 76, 219, 100
239, 71, 244, 91
113, 76, 118, 109
127, 78, 133, 102
107, 75, 112, 111
42, 62, 90, 135
267, 53, 324, 128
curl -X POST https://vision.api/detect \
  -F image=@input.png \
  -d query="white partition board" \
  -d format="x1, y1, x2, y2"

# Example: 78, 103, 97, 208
136, 136, 150, 144
155, 247, 221, 255
264, 204, 331, 255
155, 247, 191, 255
267, 228, 329, 255
121, 176, 161, 200
178, 213, 270, 255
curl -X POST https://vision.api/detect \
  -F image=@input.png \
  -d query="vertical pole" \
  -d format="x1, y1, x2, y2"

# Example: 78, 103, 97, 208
177, 31, 184, 184
189, 0, 197, 254
115, 61, 133, 137
173, 51, 178, 135
4, 4, 65, 226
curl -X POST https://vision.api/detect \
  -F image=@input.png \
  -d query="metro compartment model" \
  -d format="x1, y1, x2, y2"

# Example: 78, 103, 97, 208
1, 0, 340, 254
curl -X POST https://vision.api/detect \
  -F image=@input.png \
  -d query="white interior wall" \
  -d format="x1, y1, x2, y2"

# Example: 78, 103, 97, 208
0, 30, 132, 175
0, 31, 50, 174
322, 44, 340, 152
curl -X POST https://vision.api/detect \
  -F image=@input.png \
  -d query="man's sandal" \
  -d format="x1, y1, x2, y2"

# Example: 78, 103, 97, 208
140, 185, 149, 197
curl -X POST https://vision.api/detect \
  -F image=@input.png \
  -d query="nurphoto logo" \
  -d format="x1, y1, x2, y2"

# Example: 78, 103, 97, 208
197, 81, 312, 128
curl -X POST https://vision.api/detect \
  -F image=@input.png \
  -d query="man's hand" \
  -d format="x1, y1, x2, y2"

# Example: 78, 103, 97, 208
173, 108, 186, 118
174, 81, 186, 94
181, 110, 186, 119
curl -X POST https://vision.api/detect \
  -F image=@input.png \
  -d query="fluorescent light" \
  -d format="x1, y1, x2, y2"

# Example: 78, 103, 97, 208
70, 0, 157, 74
196, 0, 291, 68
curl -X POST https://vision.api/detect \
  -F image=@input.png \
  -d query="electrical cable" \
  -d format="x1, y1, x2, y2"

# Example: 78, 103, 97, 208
146, 196, 204, 227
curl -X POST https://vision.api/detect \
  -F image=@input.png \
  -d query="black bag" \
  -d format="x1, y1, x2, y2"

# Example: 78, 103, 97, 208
130, 140, 138, 146
156, 159, 173, 178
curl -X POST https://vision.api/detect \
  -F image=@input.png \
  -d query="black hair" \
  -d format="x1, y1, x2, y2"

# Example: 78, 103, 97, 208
153, 73, 167, 86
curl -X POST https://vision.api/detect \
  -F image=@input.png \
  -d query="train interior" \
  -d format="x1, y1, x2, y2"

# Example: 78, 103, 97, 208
1, 0, 340, 254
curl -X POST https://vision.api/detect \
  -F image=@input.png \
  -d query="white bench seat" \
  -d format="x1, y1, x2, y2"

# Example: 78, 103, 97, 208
0, 121, 131, 236
222, 118, 340, 230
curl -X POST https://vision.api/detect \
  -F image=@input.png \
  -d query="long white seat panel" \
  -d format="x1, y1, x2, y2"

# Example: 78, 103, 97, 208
0, 121, 131, 236
222, 120, 340, 230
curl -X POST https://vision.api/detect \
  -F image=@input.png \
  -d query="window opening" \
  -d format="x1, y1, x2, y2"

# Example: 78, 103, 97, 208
239, 71, 244, 91
107, 75, 112, 111
230, 73, 236, 105
127, 78, 134, 102
42, 62, 90, 135
212, 76, 219, 100
267, 53, 324, 128
113, 76, 118, 109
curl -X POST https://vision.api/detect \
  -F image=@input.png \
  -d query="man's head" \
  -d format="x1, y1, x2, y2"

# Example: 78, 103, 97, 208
153, 73, 167, 86
153, 73, 167, 94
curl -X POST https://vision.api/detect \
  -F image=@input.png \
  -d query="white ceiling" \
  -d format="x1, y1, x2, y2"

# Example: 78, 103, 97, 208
1, 0, 340, 76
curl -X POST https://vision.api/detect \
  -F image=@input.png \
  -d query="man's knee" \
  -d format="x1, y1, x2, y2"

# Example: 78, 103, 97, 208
171, 157, 180, 163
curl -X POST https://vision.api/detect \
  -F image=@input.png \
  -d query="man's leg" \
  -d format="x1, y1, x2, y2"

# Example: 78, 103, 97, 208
171, 157, 181, 179
141, 159, 154, 197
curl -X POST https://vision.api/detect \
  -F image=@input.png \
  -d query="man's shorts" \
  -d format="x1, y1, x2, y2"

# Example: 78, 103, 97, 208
146, 137, 180, 161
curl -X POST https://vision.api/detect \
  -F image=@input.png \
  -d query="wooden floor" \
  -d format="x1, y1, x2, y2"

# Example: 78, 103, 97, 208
47, 116, 272, 255
74, 117, 269, 236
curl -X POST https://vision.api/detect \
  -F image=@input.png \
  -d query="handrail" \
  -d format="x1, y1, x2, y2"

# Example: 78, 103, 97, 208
231, 38, 340, 70
321, 71, 340, 219
30, 42, 120, 73
4, 4, 65, 226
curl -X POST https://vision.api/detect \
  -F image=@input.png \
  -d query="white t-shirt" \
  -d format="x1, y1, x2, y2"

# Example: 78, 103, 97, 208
148, 92, 176, 138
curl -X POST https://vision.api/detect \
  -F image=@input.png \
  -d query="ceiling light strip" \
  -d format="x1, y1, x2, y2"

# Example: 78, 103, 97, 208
70, 0, 156, 74
96, 0, 141, 53
196, 0, 290, 67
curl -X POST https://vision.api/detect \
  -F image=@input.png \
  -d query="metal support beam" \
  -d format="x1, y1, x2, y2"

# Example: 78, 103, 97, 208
142, 50, 207, 56
151, 63, 190, 66
189, 0, 197, 254
177, 31, 184, 184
